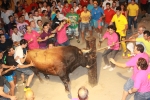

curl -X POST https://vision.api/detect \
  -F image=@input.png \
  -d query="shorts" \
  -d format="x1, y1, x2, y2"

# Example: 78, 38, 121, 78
134, 92, 150, 100
91, 19, 103, 29
80, 22, 92, 32
0, 96, 10, 100
68, 27, 79, 36
124, 78, 134, 91
16, 68, 33, 76
4, 72, 15, 82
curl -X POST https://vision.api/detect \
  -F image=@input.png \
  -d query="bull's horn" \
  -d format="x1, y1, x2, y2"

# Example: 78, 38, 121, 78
86, 65, 91, 68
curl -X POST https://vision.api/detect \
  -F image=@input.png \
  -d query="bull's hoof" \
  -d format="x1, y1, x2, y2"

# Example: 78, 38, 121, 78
45, 76, 50, 79
65, 90, 70, 94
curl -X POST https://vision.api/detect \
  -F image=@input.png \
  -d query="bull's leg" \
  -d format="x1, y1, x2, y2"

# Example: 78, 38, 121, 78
59, 75, 70, 93
44, 74, 50, 79
30, 67, 43, 82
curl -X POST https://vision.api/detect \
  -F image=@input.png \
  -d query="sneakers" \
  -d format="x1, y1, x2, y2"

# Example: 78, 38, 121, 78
109, 67, 115, 71
103, 65, 111, 69
24, 87, 31, 92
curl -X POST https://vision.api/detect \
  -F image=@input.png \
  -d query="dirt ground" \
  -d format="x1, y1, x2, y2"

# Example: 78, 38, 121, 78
13, 16, 149, 100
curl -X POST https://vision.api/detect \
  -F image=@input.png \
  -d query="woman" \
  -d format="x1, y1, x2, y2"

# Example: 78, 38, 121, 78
128, 58, 150, 100
121, 4, 127, 18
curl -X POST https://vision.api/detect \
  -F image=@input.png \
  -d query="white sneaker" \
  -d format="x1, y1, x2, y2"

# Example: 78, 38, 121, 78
109, 67, 115, 71
103, 65, 111, 69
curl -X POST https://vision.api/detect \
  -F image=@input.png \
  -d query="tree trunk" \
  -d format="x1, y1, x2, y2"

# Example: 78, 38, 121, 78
85, 36, 98, 87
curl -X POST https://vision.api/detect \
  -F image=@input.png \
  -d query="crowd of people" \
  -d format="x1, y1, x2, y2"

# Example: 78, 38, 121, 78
0, 0, 150, 100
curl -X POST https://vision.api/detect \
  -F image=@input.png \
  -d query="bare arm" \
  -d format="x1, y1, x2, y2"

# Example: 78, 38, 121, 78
110, 58, 127, 68
0, 87, 12, 99
129, 88, 138, 94
17, 61, 33, 68
2, 66, 16, 75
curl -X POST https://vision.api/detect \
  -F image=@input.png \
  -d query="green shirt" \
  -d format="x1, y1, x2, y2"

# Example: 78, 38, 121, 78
136, 37, 150, 56
66, 13, 79, 29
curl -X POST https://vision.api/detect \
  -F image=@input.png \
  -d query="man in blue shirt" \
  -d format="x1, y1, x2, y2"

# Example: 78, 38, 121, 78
91, 0, 104, 41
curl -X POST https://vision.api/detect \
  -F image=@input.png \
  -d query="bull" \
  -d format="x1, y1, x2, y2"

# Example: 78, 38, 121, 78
25, 46, 94, 92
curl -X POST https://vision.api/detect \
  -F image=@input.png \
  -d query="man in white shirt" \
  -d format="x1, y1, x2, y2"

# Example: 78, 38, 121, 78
33, 10, 42, 27
102, 0, 113, 10
12, 26, 23, 46
73, 2, 79, 12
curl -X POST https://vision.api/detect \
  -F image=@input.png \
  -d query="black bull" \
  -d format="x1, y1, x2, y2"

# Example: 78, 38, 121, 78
25, 46, 95, 92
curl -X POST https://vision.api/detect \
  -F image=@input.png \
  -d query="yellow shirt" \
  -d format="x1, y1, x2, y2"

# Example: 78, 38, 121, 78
111, 14, 128, 36
127, 4, 139, 16
80, 11, 91, 23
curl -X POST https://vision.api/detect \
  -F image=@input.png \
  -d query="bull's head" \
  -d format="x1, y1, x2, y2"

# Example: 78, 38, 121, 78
82, 49, 96, 69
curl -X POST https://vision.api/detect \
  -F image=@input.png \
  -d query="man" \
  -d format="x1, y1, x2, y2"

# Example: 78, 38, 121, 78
127, 26, 146, 56
102, 0, 113, 10
66, 7, 80, 43
24, 26, 40, 50
127, 30, 150, 56
77, 4, 83, 15
127, 0, 139, 33
17, 16, 28, 35
0, 64, 16, 100
80, 0, 89, 7
62, 1, 71, 16
87, 0, 94, 12
110, 44, 149, 100
102, 25, 120, 71
25, 90, 34, 100
128, 58, 150, 100
1, 7, 14, 33
110, 6, 128, 56
112, 1, 117, 11
0, 34, 13, 52
80, 6, 92, 43
73, 2, 79, 13
41, 10, 50, 24
104, 3, 115, 27
91, 0, 104, 40
30, 21, 39, 33
8, 15, 16, 35
33, 10, 42, 27
4, 46, 34, 92
12, 26, 23, 47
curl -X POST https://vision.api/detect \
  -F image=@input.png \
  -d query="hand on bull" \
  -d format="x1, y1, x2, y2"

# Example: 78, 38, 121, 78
29, 61, 34, 66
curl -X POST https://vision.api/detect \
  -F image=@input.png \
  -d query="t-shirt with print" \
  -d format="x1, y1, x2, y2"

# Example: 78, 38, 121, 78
3, 55, 18, 76
66, 13, 79, 29
136, 38, 150, 56
17, 22, 28, 34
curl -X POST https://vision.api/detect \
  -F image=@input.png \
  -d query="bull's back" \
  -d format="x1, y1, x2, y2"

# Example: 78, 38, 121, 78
26, 49, 66, 75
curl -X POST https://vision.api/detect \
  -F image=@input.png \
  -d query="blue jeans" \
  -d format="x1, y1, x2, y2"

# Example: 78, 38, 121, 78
128, 16, 137, 30
59, 40, 70, 46
134, 92, 150, 100
0, 97, 10, 100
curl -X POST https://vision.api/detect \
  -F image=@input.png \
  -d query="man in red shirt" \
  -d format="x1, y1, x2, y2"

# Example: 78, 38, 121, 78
30, 0, 38, 9
104, 2, 115, 27
80, 0, 89, 7
62, 1, 71, 16
77, 4, 83, 15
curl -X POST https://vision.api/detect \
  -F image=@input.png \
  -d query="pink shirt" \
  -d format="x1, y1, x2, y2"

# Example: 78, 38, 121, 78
134, 66, 150, 93
56, 24, 68, 44
126, 53, 149, 80
103, 32, 119, 50
24, 30, 40, 50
